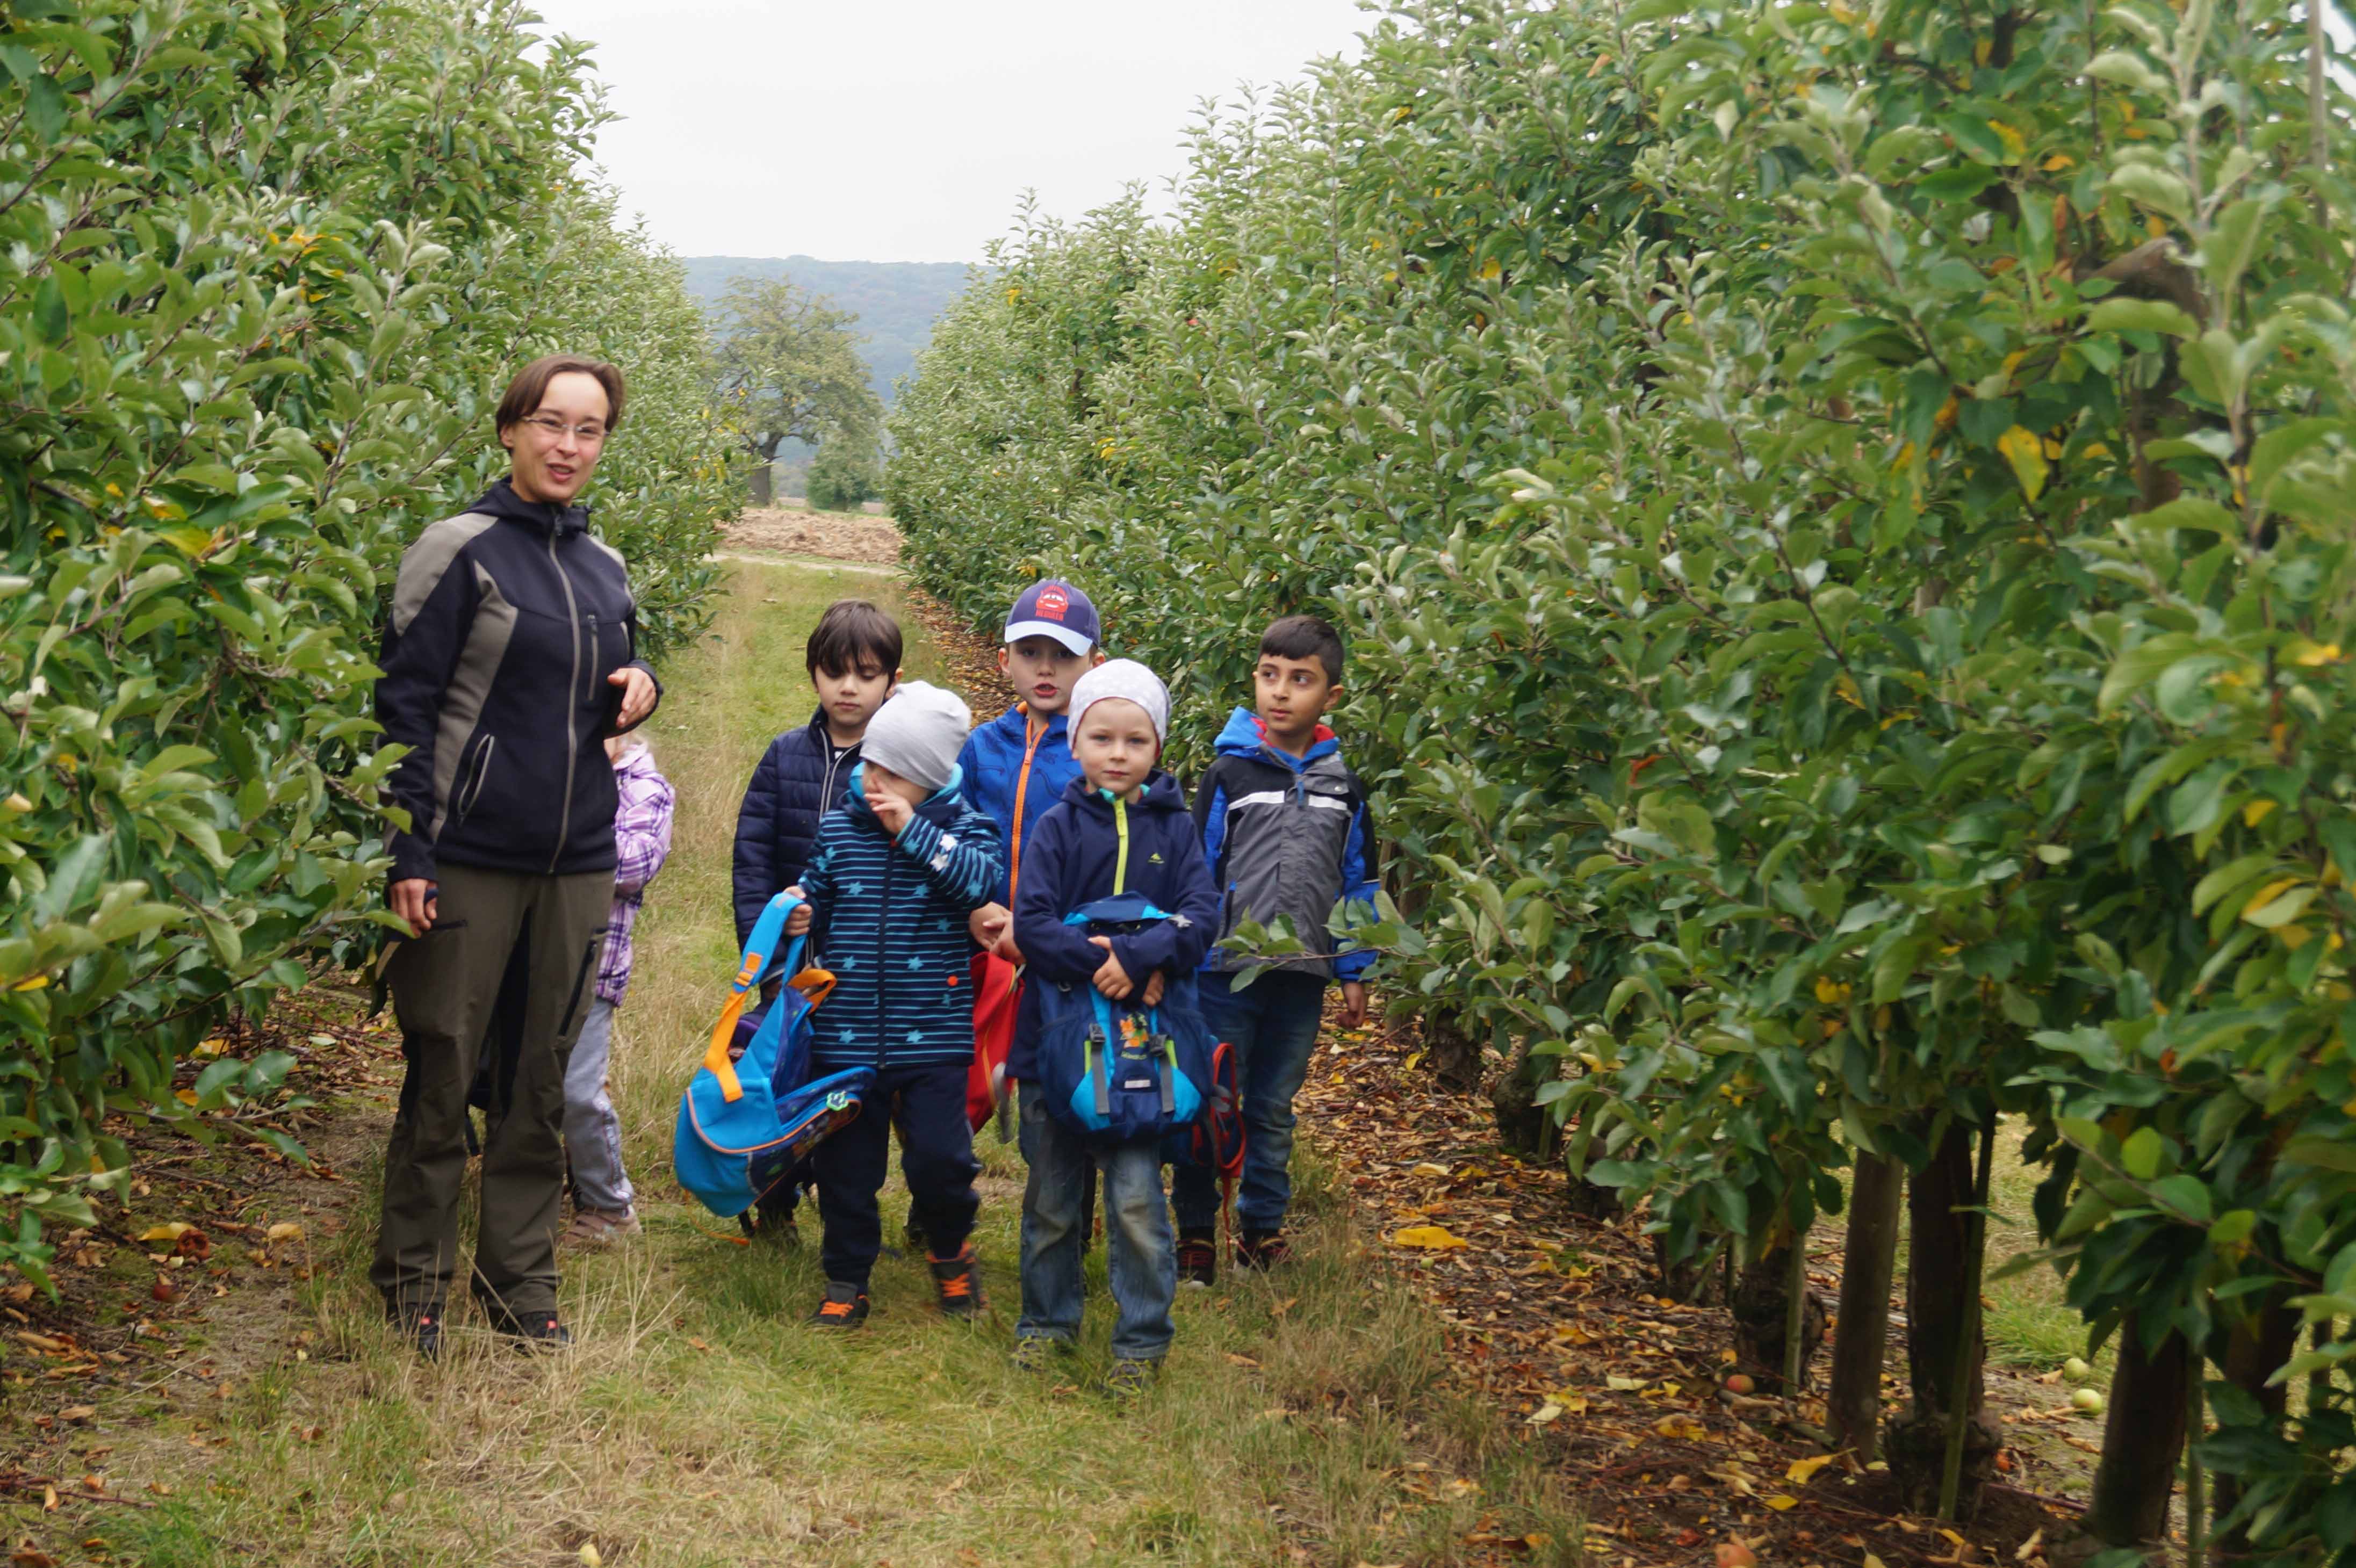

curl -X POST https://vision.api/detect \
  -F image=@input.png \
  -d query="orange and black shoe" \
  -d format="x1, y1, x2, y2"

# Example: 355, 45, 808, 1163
929, 1244, 985, 1319
808, 1281, 870, 1329
1176, 1230, 1217, 1289
1236, 1230, 1292, 1271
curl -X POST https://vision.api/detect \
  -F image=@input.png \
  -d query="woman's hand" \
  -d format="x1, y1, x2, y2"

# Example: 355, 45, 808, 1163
390, 878, 437, 938
1087, 936, 1135, 1000
608, 666, 658, 729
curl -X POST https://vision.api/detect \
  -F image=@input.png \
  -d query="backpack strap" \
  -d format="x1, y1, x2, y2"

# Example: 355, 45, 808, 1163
704, 891, 810, 1102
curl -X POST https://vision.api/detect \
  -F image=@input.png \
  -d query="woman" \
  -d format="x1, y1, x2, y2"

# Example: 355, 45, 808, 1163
369, 355, 661, 1356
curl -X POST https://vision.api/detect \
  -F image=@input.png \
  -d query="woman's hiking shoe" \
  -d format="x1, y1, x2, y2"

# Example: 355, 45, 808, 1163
563, 1206, 640, 1248
1176, 1231, 1218, 1289
808, 1281, 870, 1329
1236, 1230, 1292, 1271
1103, 1357, 1162, 1404
496, 1310, 572, 1350
394, 1304, 444, 1360
928, 1245, 985, 1318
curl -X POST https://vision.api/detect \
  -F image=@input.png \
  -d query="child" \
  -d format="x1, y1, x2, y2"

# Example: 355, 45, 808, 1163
1171, 615, 1377, 1284
782, 682, 1002, 1326
1010, 661, 1219, 1396
958, 579, 1105, 953
730, 598, 902, 1241
562, 733, 676, 1245
733, 598, 903, 948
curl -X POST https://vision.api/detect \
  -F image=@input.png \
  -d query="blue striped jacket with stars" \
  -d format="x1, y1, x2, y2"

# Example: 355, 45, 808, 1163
796, 765, 1002, 1070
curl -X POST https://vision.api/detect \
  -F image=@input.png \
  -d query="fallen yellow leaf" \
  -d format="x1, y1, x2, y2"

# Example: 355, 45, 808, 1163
1409, 1162, 1451, 1178
1786, 1453, 1838, 1485
1764, 1494, 1799, 1511
137, 1224, 193, 1244
1527, 1401, 1565, 1426
1390, 1225, 1470, 1251
265, 1223, 304, 1244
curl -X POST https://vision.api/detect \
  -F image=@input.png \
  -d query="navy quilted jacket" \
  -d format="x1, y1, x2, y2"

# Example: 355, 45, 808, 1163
731, 710, 860, 946
798, 766, 1002, 1068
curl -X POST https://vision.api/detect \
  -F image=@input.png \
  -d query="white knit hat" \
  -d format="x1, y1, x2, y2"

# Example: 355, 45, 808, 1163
861, 681, 971, 792
1069, 659, 1170, 745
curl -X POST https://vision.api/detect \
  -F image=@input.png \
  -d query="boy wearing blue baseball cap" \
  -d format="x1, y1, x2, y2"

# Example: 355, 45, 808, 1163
957, 580, 1106, 958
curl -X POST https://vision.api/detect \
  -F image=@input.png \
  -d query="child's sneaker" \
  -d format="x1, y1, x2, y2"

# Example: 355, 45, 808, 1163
1011, 1335, 1064, 1372
563, 1206, 640, 1248
1103, 1356, 1161, 1404
904, 1202, 927, 1253
1236, 1230, 1292, 1271
928, 1244, 985, 1318
808, 1281, 870, 1328
1176, 1230, 1217, 1288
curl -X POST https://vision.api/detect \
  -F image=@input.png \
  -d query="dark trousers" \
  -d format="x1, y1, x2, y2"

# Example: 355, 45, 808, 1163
368, 864, 611, 1319
810, 1060, 980, 1287
1171, 969, 1330, 1235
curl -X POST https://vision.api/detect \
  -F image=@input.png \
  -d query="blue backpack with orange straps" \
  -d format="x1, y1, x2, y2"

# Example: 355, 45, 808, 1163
1033, 892, 1215, 1143
674, 892, 874, 1217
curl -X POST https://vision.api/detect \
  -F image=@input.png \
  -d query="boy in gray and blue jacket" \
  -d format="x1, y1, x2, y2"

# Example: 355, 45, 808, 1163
782, 682, 1002, 1327
1171, 616, 1377, 1285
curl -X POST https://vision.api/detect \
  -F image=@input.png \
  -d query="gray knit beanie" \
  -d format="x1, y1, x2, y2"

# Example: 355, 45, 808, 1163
861, 681, 970, 792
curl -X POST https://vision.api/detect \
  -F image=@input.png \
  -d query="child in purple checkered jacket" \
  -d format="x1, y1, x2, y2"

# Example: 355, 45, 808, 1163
561, 733, 675, 1246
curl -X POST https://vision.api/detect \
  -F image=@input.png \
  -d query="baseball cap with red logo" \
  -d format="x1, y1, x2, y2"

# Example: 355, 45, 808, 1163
1003, 579, 1100, 657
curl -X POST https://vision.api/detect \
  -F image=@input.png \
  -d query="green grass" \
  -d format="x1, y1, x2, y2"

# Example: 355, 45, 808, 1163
61, 561, 1581, 1568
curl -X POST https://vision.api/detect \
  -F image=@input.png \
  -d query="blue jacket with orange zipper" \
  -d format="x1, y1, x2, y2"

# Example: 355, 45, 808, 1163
955, 705, 1082, 909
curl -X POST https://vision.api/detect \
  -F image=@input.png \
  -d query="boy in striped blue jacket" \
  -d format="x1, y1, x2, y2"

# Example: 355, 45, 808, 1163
783, 682, 1003, 1326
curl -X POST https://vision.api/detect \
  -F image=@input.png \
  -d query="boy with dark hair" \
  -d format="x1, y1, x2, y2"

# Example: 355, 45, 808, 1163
782, 683, 1003, 1326
729, 598, 900, 1242
1171, 614, 1377, 1284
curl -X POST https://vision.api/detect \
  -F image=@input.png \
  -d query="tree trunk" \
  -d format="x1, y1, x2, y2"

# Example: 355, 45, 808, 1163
1565, 1170, 1623, 1223
1886, 1125, 2000, 1514
746, 462, 772, 506
1490, 1038, 1547, 1153
1732, 1238, 1826, 1393
2083, 1318, 2192, 1550
1422, 1007, 1482, 1095
1651, 1230, 1718, 1305
1828, 1151, 1903, 1462
2212, 1294, 2297, 1558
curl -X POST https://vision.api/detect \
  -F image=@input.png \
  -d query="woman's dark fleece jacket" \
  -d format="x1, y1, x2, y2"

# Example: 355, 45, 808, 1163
1009, 771, 1221, 1082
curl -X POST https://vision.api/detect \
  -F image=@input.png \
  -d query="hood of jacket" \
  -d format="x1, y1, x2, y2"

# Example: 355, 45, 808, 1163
1214, 705, 1338, 770
473, 476, 589, 538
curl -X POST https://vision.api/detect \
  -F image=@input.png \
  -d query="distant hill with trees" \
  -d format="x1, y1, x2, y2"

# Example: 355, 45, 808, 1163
680, 257, 972, 406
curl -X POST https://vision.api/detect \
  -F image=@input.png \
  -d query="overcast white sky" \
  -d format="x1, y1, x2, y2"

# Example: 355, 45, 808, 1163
528, 0, 1374, 264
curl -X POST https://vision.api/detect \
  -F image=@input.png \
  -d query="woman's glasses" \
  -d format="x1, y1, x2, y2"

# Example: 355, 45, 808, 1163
521, 413, 608, 444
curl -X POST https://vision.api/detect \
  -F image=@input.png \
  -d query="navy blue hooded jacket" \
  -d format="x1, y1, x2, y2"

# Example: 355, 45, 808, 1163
732, 710, 861, 946
1009, 771, 1220, 1082
374, 479, 660, 883
798, 765, 1002, 1070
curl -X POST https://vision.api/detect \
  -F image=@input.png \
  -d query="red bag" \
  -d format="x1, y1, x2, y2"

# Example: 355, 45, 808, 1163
965, 952, 1022, 1132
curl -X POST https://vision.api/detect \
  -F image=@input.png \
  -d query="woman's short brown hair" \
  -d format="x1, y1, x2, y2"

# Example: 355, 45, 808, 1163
495, 355, 627, 433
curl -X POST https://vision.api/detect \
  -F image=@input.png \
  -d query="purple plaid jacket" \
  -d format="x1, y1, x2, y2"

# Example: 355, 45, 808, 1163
597, 745, 675, 1006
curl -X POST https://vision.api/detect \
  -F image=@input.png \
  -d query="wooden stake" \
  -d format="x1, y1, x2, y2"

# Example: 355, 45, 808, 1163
1784, 1229, 1808, 1393
2185, 1350, 2206, 1568
1937, 1121, 1995, 1521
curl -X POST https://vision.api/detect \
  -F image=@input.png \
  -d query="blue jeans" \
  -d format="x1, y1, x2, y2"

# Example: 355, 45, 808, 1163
1172, 969, 1328, 1236
1017, 1086, 1173, 1362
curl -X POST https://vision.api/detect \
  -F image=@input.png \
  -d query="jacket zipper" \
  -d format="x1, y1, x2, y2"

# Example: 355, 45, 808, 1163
876, 826, 894, 1066
547, 525, 584, 873
1009, 711, 1044, 901
1111, 793, 1130, 894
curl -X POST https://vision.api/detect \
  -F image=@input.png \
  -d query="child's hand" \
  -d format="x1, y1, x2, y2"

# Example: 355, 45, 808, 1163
1086, 936, 1134, 1000
993, 929, 1025, 965
783, 886, 812, 937
1141, 970, 1166, 1008
1339, 979, 1369, 1030
867, 789, 913, 837
968, 902, 1009, 949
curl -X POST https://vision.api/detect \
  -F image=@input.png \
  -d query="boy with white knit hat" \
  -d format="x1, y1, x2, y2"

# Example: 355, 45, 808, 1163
781, 681, 1003, 1326
1006, 660, 1219, 1398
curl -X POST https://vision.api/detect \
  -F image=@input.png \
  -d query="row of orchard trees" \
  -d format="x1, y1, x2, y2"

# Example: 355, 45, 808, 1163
891, 0, 2356, 1555
0, 1, 737, 1281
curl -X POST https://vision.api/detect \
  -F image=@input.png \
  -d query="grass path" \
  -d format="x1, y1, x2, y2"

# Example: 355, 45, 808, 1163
77, 560, 1578, 1568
